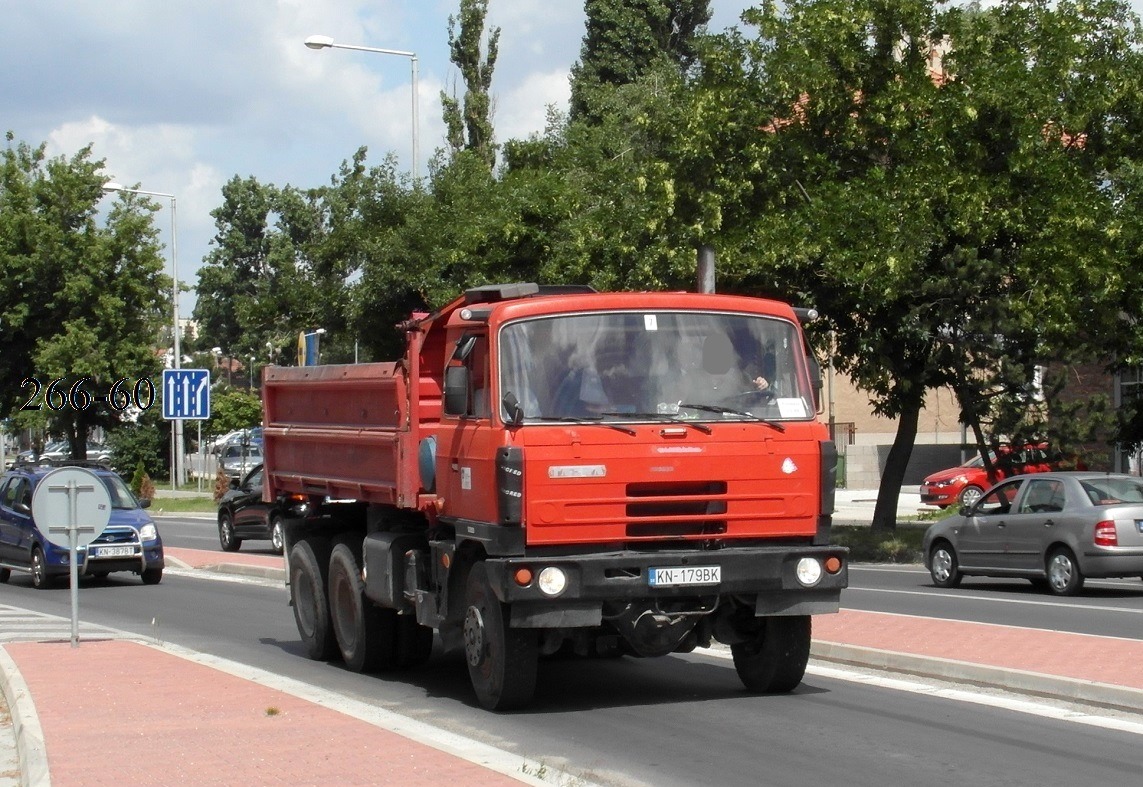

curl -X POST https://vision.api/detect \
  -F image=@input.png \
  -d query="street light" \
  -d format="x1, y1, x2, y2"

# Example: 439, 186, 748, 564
103, 181, 184, 489
304, 34, 419, 180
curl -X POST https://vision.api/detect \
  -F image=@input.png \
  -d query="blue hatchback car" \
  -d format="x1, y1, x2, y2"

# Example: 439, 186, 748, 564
0, 463, 165, 588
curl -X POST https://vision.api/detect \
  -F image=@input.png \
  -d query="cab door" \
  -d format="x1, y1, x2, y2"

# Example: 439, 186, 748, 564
439, 333, 500, 526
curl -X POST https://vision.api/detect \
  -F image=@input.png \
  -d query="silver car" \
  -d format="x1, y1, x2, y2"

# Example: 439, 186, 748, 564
923, 472, 1143, 595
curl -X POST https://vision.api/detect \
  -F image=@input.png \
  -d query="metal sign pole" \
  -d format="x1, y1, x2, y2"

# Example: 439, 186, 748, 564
47, 477, 96, 648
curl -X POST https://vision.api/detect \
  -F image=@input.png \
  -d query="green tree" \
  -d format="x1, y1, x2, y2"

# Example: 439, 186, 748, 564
204, 388, 263, 437
441, 0, 500, 170
720, 0, 1143, 530
193, 174, 354, 366
570, 0, 712, 123
0, 135, 169, 459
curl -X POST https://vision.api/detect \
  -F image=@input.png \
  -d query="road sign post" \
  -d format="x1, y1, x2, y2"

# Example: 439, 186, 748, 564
31, 467, 112, 647
161, 369, 211, 490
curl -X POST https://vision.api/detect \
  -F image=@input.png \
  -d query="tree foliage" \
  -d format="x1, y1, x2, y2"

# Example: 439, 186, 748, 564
570, 0, 713, 122
0, 134, 169, 459
442, 0, 500, 170
717, 0, 1143, 529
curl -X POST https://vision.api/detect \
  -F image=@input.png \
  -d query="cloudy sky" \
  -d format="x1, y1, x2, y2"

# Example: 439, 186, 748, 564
1, 0, 751, 315
3, 1, 1140, 318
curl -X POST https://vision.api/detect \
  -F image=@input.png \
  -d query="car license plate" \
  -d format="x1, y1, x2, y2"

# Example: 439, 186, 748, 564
648, 566, 721, 587
95, 546, 134, 558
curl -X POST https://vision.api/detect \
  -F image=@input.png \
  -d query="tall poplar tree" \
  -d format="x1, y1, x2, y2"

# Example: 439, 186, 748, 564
441, 0, 501, 171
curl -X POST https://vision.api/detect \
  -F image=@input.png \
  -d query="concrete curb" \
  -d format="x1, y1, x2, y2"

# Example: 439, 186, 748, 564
0, 647, 49, 787
811, 641, 1143, 715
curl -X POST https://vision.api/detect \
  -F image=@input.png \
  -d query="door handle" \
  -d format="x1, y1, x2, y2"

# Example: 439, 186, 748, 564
996, 521, 1006, 528
1043, 519, 1055, 527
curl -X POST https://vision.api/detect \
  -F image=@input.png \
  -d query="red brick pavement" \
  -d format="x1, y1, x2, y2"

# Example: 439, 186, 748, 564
5, 640, 527, 787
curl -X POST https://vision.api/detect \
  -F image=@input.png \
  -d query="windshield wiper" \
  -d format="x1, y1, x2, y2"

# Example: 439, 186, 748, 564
541, 415, 637, 436
677, 402, 785, 432
599, 412, 712, 435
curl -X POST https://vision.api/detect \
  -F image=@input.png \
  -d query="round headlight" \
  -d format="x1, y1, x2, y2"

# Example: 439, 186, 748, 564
537, 566, 568, 597
795, 557, 823, 587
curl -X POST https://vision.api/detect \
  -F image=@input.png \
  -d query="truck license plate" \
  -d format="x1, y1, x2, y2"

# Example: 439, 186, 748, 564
95, 546, 134, 558
648, 566, 721, 587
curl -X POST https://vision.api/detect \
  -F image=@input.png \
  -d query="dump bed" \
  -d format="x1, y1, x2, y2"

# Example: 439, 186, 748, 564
261, 361, 428, 508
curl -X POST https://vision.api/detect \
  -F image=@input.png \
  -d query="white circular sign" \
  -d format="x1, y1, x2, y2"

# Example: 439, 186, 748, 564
30, 466, 113, 548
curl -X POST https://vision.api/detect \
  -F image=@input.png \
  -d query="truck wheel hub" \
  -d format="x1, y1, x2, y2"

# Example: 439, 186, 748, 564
463, 606, 486, 667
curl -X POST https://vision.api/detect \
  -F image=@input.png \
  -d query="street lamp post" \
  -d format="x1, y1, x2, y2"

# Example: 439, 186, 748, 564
103, 182, 184, 489
304, 34, 419, 180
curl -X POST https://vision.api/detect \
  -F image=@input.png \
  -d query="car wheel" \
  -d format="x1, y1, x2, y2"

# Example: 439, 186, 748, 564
31, 547, 51, 590
958, 485, 984, 507
218, 511, 241, 552
270, 514, 285, 555
929, 541, 963, 588
141, 567, 163, 585
1046, 547, 1084, 596
0, 568, 10, 583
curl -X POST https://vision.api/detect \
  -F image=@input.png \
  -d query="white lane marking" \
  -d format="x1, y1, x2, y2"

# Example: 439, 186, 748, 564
804, 663, 1143, 736
703, 647, 1143, 736
845, 586, 1143, 617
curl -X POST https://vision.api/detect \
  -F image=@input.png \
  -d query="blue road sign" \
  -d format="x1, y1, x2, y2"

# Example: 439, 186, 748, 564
161, 368, 211, 420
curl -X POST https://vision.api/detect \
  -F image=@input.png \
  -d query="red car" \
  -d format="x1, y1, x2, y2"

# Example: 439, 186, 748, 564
920, 444, 1065, 509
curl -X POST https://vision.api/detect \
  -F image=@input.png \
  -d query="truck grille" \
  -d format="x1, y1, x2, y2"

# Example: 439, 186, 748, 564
624, 481, 728, 538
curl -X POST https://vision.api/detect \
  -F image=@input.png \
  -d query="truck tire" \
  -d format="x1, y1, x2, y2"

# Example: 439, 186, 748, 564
395, 615, 434, 668
290, 537, 337, 661
328, 542, 398, 672
731, 615, 811, 694
464, 561, 538, 711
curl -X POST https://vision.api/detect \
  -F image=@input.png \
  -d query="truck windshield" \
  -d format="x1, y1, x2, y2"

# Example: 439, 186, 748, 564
499, 311, 814, 424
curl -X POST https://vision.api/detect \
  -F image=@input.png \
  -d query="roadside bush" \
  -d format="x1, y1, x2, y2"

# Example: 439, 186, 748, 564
831, 524, 926, 564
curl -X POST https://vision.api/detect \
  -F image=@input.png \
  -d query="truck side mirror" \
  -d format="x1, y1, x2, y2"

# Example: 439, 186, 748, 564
806, 352, 823, 412
444, 365, 470, 416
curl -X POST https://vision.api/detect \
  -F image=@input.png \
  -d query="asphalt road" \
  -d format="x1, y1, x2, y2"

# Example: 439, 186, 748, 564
157, 514, 1143, 641
2, 515, 1141, 786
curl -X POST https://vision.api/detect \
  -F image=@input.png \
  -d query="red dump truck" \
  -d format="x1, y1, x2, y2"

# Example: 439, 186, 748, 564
262, 283, 847, 710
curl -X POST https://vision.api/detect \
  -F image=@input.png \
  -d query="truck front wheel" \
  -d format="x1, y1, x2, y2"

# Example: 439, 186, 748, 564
464, 561, 538, 711
290, 537, 337, 661
731, 615, 812, 694
329, 542, 397, 672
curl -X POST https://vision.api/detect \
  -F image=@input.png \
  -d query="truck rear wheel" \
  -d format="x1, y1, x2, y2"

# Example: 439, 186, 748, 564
329, 542, 397, 672
290, 537, 337, 661
464, 561, 538, 711
731, 615, 812, 694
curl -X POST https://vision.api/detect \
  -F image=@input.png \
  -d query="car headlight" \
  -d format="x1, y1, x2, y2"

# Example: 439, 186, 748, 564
139, 523, 158, 541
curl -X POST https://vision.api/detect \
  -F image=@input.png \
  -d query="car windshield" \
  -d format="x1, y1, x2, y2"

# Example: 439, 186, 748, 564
98, 474, 141, 510
499, 311, 814, 423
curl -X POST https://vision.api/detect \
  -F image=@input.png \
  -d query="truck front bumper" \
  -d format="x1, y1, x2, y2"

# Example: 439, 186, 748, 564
482, 545, 848, 627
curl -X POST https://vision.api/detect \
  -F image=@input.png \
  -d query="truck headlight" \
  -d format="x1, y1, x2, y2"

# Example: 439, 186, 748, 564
795, 557, 823, 587
537, 567, 567, 597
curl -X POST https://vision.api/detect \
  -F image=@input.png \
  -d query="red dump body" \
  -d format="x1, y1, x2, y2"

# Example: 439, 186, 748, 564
263, 287, 834, 546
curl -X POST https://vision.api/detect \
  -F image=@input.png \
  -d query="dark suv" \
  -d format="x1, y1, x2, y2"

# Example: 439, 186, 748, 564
0, 463, 164, 588
217, 464, 307, 554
